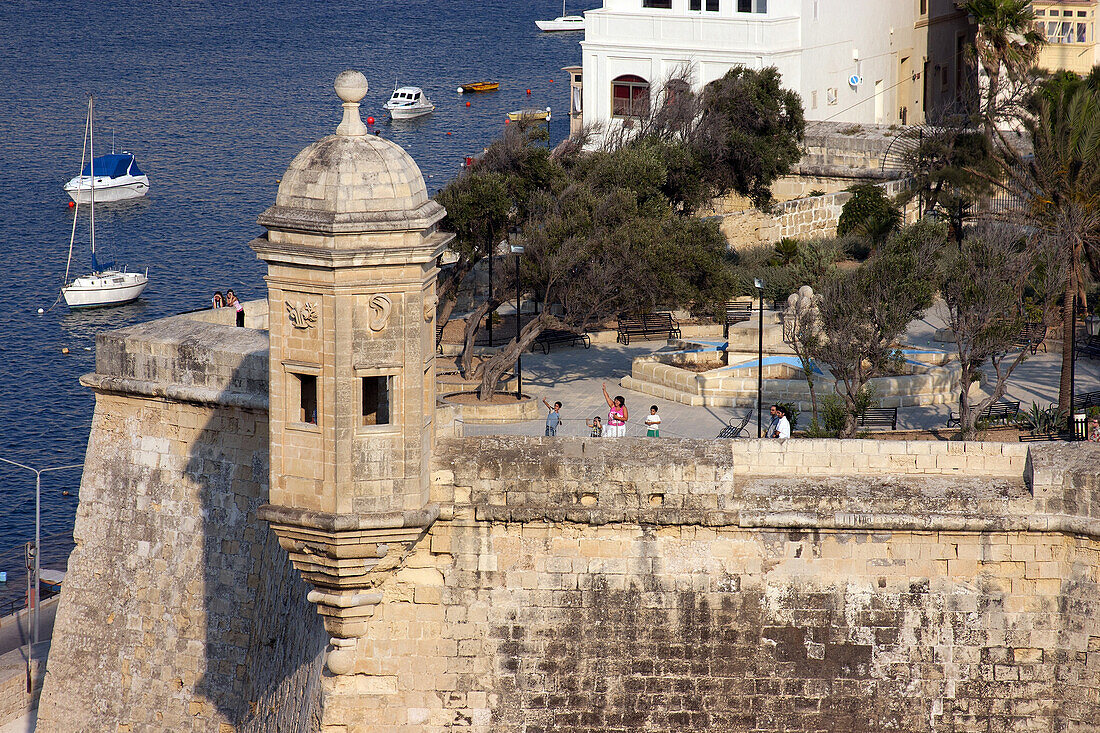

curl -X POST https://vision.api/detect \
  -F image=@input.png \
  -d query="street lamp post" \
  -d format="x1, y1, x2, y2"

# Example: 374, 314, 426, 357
511, 242, 525, 398
754, 278, 765, 438
487, 243, 495, 347
0, 457, 82, 645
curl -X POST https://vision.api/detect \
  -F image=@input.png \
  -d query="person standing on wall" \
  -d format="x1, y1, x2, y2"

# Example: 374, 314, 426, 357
602, 383, 627, 438
543, 398, 562, 437
227, 289, 244, 327
645, 405, 661, 437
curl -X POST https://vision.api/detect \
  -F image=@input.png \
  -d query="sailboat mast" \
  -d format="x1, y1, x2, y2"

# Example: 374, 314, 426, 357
88, 96, 96, 269
63, 103, 91, 289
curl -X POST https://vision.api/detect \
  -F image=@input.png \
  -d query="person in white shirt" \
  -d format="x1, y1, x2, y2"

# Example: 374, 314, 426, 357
770, 404, 791, 439
644, 405, 661, 437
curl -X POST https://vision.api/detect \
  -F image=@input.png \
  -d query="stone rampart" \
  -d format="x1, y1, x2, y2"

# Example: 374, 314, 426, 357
36, 308, 1100, 732
36, 315, 327, 733
307, 437, 1100, 731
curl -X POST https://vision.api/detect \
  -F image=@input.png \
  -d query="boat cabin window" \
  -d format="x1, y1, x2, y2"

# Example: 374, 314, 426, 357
642, 0, 672, 7
362, 376, 391, 426
295, 373, 318, 425
612, 75, 650, 118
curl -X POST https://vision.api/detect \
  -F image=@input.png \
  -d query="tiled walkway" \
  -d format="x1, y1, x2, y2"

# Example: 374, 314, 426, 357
455, 303, 1100, 439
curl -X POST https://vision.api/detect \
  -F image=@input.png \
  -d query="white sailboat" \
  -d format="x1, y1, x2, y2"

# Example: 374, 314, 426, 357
61, 98, 148, 309
536, 0, 585, 31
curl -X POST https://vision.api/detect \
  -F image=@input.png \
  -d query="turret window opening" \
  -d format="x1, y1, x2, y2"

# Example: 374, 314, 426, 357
362, 376, 392, 426
296, 374, 318, 425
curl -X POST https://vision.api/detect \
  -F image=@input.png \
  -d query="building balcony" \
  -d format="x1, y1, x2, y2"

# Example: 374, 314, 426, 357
583, 7, 800, 54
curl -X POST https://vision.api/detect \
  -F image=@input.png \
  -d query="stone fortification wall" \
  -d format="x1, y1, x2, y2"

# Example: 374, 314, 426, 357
36, 315, 327, 733
319, 437, 1100, 732
36, 308, 1100, 732
720, 179, 913, 250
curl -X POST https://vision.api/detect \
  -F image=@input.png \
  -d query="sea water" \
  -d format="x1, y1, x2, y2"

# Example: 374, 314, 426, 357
0, 0, 596, 611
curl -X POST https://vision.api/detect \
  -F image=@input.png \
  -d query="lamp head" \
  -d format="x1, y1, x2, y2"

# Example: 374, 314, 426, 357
754, 278, 764, 290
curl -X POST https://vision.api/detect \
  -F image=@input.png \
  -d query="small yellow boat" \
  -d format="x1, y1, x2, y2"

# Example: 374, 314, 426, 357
457, 82, 500, 94
507, 107, 551, 122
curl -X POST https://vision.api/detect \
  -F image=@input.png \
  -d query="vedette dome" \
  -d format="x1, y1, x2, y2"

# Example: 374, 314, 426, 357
258, 71, 441, 234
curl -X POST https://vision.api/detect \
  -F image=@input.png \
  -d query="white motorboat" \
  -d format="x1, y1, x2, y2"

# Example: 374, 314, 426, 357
536, 0, 585, 31
383, 86, 435, 120
63, 152, 149, 203
61, 98, 149, 309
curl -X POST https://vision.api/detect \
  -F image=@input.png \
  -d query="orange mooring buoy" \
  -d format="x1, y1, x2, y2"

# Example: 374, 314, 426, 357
68, 201, 75, 208
466, 101, 471, 107
526, 89, 531, 95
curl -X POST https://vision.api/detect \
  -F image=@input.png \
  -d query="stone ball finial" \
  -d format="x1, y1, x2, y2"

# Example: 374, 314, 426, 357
334, 70, 368, 136
335, 70, 368, 103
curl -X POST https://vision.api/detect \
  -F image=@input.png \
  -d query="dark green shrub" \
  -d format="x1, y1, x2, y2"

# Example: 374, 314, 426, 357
836, 184, 902, 242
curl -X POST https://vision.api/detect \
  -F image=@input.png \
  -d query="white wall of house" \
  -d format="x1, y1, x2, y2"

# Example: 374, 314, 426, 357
579, 0, 971, 138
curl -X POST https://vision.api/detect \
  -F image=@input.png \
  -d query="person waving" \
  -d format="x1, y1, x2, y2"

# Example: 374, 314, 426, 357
602, 383, 628, 438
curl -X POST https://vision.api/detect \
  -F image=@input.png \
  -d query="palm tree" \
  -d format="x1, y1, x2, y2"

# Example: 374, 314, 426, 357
991, 83, 1100, 414
960, 0, 1045, 131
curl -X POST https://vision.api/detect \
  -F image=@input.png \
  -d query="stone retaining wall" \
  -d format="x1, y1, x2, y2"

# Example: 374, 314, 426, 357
624, 351, 960, 410
720, 179, 913, 249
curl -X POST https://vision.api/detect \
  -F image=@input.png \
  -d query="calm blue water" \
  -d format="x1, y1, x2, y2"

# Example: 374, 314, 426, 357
0, 0, 594, 610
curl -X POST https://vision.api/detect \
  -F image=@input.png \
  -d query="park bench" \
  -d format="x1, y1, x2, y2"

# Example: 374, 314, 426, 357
716, 413, 751, 439
722, 301, 753, 338
1018, 432, 1067, 442
533, 329, 591, 354
1076, 335, 1100, 359
616, 312, 681, 345
1075, 390, 1100, 409
1011, 322, 1047, 354
945, 400, 1021, 429
858, 407, 898, 431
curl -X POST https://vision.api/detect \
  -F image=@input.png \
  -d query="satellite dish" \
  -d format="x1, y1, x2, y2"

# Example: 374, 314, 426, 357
848, 74, 862, 88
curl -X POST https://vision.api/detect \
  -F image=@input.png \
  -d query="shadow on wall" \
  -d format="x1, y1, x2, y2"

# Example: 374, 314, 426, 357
187, 347, 328, 730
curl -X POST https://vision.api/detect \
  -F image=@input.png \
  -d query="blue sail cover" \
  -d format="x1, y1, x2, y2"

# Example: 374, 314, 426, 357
80, 153, 143, 178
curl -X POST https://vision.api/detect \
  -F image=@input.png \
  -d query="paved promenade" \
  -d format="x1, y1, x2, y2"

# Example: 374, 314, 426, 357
457, 305, 1100, 440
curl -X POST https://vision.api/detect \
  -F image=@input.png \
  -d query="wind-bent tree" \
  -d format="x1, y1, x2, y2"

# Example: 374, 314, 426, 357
938, 225, 1066, 439
434, 123, 562, 375
958, 0, 1044, 131
604, 66, 805, 212
805, 224, 941, 437
472, 150, 736, 398
435, 171, 510, 335
694, 67, 805, 209
989, 82, 1100, 413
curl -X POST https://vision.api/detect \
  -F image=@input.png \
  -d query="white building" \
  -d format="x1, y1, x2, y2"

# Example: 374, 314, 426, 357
575, 0, 974, 137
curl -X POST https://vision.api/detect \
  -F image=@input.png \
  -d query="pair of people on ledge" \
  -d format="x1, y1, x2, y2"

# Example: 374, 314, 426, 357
211, 289, 245, 327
